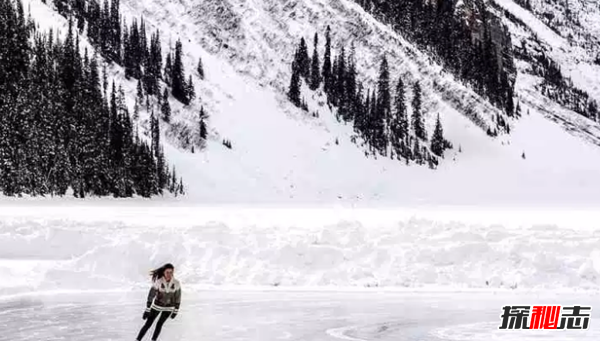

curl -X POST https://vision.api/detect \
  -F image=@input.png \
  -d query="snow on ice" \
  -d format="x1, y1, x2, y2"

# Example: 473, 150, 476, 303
1, 207, 600, 298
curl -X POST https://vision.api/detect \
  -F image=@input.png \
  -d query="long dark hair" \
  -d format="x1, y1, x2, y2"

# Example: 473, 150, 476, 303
150, 263, 174, 281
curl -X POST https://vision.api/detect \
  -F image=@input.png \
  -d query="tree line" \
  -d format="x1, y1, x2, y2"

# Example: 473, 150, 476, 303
288, 27, 452, 168
0, 0, 186, 197
506, 10, 599, 122
52, 0, 198, 107
353, 0, 517, 117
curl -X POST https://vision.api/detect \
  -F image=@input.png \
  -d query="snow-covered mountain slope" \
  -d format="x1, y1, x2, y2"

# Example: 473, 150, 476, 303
491, 0, 600, 139
17, 0, 600, 206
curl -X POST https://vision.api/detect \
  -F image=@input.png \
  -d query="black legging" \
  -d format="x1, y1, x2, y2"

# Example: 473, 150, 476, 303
136, 309, 171, 341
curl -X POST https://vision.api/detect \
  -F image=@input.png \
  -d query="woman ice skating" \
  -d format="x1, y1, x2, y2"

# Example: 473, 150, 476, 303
136, 263, 181, 341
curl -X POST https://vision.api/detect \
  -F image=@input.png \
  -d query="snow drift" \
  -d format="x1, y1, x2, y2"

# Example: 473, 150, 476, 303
1, 208, 599, 297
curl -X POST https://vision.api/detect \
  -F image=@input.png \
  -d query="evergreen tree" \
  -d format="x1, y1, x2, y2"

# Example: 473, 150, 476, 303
309, 33, 321, 90
288, 53, 302, 107
589, 100, 598, 121
122, 23, 131, 75
298, 37, 311, 81
369, 89, 378, 149
87, 1, 101, 45
390, 76, 409, 159
170, 166, 177, 193
412, 81, 426, 140
331, 56, 339, 106
430, 114, 446, 157
134, 97, 140, 121
345, 44, 357, 120
335, 47, 347, 119
186, 75, 195, 103
144, 29, 161, 97
140, 17, 148, 68
197, 56, 205, 80
129, 20, 141, 80
199, 107, 208, 139
107, 0, 121, 63
150, 110, 159, 155
100, 0, 110, 56
164, 51, 172, 86
353, 83, 365, 133
156, 145, 167, 190
376, 56, 391, 153
136, 78, 144, 102
322, 25, 332, 95
161, 87, 171, 122
171, 39, 189, 104
395, 76, 409, 140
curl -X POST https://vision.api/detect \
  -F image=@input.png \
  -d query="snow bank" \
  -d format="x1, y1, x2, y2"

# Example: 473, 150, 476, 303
1, 208, 599, 297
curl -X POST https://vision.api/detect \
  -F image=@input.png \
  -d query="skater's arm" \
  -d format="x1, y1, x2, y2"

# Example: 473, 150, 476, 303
173, 283, 181, 315
145, 281, 158, 312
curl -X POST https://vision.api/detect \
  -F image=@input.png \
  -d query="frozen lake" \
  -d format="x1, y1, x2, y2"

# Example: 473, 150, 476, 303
1, 290, 598, 341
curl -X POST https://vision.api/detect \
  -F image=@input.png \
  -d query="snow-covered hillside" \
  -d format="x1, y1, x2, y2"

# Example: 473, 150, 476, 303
492, 0, 600, 119
14, 0, 600, 206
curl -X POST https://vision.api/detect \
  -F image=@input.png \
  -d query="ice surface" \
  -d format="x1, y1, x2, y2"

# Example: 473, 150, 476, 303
1, 291, 599, 341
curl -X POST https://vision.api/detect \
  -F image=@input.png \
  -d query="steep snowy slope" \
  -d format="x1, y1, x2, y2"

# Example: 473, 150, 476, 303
17, 0, 600, 206
492, 0, 600, 139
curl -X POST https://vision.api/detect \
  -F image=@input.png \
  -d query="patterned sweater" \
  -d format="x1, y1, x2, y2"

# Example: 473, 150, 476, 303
145, 277, 181, 314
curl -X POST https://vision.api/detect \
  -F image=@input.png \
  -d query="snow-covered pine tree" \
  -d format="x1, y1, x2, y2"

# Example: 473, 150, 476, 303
186, 75, 195, 103
309, 33, 321, 90
412, 81, 426, 141
390, 76, 408, 159
376, 56, 391, 154
171, 39, 188, 104
345, 44, 357, 121
199, 107, 208, 140
322, 25, 332, 95
197, 57, 205, 80
164, 51, 173, 86
335, 47, 347, 119
430, 114, 446, 157
298, 37, 311, 82
288, 51, 302, 107
161, 87, 171, 122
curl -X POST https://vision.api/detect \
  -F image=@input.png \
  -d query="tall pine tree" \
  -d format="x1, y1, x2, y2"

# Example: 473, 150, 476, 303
322, 25, 332, 95
412, 81, 426, 140
375, 56, 391, 154
197, 57, 205, 80
288, 50, 302, 107
309, 33, 321, 91
161, 87, 171, 122
298, 37, 311, 82
171, 39, 189, 104
430, 114, 446, 157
